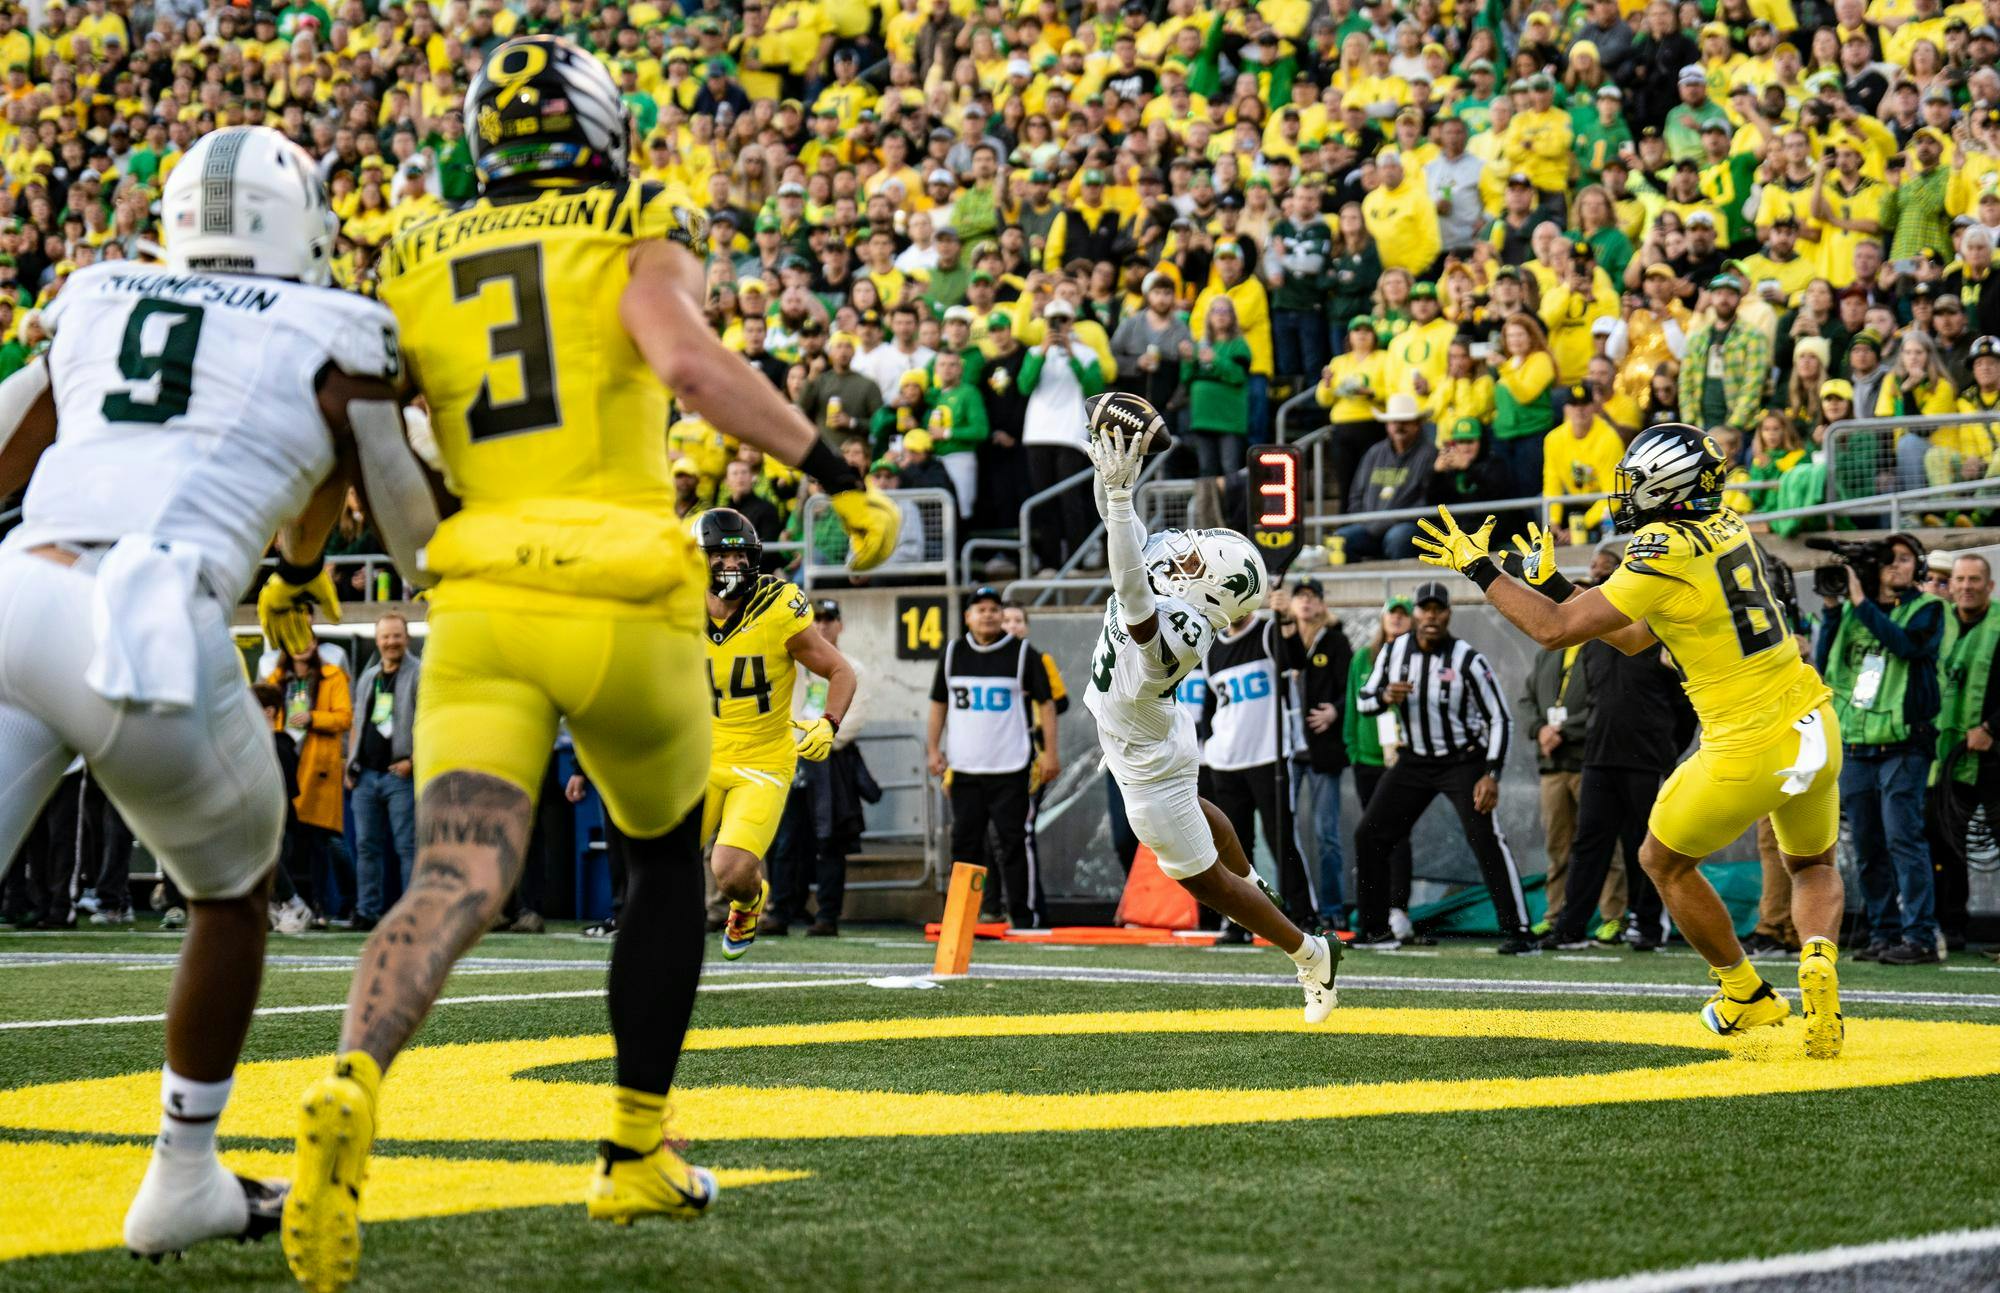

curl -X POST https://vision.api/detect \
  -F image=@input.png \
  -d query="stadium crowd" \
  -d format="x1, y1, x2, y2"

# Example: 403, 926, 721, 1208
0, 0, 1998, 570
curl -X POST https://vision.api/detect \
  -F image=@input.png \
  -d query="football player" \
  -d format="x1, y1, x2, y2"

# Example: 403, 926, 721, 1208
695, 508, 854, 958
1412, 424, 1846, 1059
1082, 399, 1341, 1022
281, 36, 898, 1293
0, 126, 436, 1259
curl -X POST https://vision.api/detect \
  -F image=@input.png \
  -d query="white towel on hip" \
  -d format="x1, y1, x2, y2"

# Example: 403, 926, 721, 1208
1775, 710, 1828, 796
84, 535, 205, 711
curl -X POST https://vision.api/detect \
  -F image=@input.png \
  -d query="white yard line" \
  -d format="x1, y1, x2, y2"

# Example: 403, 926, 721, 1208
0, 977, 868, 1031
1943, 965, 2000, 973
1511, 1224, 2000, 1292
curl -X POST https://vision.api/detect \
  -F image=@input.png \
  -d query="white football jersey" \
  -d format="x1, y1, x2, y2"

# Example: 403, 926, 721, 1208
7, 261, 400, 601
1084, 592, 1215, 783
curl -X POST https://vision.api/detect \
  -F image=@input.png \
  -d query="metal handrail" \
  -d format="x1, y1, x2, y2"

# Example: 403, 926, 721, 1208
255, 543, 808, 604
844, 730, 943, 893
800, 487, 955, 588
1820, 412, 2000, 504
959, 462, 1096, 587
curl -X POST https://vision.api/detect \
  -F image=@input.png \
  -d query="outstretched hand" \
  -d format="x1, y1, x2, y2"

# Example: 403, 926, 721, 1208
1410, 506, 1497, 576
1084, 412, 1151, 493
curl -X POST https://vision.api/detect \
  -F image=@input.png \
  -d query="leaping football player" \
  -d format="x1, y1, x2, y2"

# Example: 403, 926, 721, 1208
1082, 394, 1341, 1020
1411, 423, 1845, 1058
280, 35, 899, 1293
695, 508, 854, 958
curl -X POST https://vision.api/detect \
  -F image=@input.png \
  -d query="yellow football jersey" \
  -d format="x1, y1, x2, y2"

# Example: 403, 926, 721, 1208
377, 180, 708, 621
1599, 507, 1829, 758
706, 575, 813, 766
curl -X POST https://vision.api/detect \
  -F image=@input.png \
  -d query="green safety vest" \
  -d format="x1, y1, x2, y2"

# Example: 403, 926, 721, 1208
1934, 607, 2000, 784
1826, 592, 1943, 747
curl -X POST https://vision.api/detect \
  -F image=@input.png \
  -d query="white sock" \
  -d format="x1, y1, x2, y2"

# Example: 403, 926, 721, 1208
1286, 933, 1324, 969
157, 1066, 232, 1160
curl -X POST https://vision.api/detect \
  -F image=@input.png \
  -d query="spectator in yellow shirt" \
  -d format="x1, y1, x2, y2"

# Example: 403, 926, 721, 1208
1544, 386, 1626, 533
1361, 150, 1440, 276
1318, 319, 1395, 494
1538, 241, 1618, 387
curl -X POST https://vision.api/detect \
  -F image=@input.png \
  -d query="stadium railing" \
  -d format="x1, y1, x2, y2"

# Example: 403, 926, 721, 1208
801, 487, 956, 588
843, 730, 945, 894
1820, 412, 2000, 516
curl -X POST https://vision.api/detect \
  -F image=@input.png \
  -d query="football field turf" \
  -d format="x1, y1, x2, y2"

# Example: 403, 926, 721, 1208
2, 926, 1998, 1292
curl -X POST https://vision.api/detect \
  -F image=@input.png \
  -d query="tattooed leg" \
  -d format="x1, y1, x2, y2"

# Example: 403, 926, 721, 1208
338, 771, 532, 1069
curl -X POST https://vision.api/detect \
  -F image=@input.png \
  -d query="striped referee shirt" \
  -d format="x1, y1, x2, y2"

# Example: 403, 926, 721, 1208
1355, 633, 1512, 773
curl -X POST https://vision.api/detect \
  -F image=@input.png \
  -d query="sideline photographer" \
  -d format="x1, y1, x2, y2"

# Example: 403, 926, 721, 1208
1813, 534, 1945, 964
1925, 553, 1997, 954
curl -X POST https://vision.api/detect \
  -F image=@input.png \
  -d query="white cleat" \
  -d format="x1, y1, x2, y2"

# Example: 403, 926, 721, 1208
124, 1149, 286, 1258
1297, 935, 1341, 1023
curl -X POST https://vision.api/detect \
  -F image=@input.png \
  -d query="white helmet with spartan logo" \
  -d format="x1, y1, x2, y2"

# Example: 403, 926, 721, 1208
1142, 528, 1267, 630
160, 126, 336, 285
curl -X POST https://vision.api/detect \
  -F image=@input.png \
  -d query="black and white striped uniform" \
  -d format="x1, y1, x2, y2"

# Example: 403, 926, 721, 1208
1351, 633, 1529, 938
1355, 632, 1511, 767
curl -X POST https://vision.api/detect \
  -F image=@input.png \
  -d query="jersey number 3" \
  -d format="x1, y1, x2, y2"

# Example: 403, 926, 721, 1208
102, 299, 204, 425
1715, 546, 1786, 657
453, 245, 562, 441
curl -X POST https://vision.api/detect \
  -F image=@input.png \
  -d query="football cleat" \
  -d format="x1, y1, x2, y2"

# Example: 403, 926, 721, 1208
584, 1140, 719, 1225
1798, 939, 1844, 1060
124, 1151, 285, 1257
281, 1064, 378, 1293
1699, 972, 1791, 1037
720, 880, 768, 960
1297, 935, 1341, 1022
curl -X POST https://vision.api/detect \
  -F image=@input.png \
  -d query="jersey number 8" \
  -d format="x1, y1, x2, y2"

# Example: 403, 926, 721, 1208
1715, 546, 1786, 658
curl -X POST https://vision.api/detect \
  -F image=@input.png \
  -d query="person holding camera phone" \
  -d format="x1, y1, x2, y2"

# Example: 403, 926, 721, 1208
1813, 533, 1947, 964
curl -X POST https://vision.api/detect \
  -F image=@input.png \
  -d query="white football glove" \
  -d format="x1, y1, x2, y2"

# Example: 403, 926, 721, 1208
1085, 411, 1150, 493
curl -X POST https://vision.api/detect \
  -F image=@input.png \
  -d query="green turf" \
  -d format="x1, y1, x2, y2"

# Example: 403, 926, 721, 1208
2, 924, 1998, 1292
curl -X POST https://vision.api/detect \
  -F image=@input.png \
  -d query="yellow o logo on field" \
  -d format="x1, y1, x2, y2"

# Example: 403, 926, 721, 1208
3, 1007, 1997, 1261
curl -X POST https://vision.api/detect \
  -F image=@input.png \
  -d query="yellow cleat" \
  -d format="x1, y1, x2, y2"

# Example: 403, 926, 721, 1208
281, 1064, 378, 1293
585, 1140, 719, 1226
1799, 939, 1845, 1059
1699, 971, 1790, 1037
720, 879, 767, 961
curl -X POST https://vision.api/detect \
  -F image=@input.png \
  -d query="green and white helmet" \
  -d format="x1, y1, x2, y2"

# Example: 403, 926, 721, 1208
1143, 528, 1265, 629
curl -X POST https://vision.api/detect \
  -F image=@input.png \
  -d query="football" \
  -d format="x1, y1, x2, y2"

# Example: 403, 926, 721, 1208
1084, 391, 1174, 456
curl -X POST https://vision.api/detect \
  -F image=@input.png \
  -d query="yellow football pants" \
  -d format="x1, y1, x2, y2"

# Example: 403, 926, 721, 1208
414, 596, 710, 839
701, 760, 796, 858
1648, 703, 1842, 859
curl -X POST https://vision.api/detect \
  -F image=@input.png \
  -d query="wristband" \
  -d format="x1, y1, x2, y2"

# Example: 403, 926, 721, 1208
1465, 556, 1501, 591
800, 439, 862, 495
1539, 570, 1577, 603
825, 714, 841, 737
274, 552, 326, 586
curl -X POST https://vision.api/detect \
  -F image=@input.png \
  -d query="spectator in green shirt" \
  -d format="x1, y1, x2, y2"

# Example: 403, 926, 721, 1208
1881, 128, 1953, 267
1182, 295, 1253, 481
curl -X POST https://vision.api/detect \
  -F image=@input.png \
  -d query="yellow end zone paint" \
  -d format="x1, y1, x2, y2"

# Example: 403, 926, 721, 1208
3, 1007, 1996, 1261
0, 1141, 806, 1262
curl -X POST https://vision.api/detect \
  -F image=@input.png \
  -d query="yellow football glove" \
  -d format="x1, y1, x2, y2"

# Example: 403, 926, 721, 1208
829, 485, 901, 572
1508, 521, 1578, 601
792, 717, 835, 762
256, 565, 342, 656
1411, 506, 1498, 577
1511, 522, 1558, 585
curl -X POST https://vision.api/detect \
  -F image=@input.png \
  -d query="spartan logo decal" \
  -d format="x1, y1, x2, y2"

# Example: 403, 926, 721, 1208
200, 129, 247, 236
1220, 558, 1260, 602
